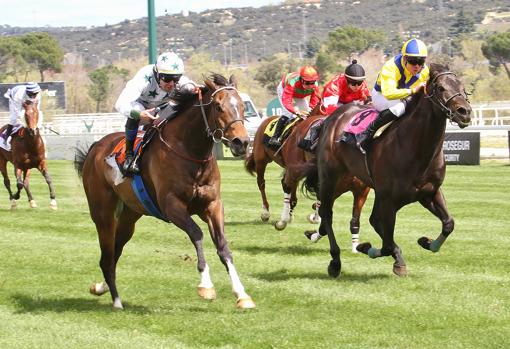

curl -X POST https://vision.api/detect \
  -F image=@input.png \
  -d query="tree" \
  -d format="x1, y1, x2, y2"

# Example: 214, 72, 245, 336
449, 10, 475, 37
481, 31, 510, 79
19, 32, 64, 82
325, 26, 386, 60
0, 36, 30, 81
254, 54, 299, 94
314, 50, 342, 83
88, 65, 129, 112
304, 37, 321, 59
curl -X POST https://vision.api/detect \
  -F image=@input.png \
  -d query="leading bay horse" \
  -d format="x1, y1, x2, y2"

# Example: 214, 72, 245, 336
304, 63, 471, 277
74, 74, 255, 309
0, 100, 57, 210
245, 106, 369, 252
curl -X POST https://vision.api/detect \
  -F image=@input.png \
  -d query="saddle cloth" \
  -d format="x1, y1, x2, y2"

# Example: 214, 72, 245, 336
344, 108, 379, 135
112, 132, 145, 168
263, 117, 301, 148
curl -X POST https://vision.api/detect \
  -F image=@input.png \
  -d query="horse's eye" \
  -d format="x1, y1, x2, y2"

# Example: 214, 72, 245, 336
438, 86, 446, 92
216, 105, 222, 113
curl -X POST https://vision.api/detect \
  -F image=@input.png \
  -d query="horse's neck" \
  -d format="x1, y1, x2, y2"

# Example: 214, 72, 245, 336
397, 97, 446, 164
162, 106, 214, 158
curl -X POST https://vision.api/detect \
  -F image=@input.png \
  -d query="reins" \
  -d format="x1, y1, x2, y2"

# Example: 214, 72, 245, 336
425, 71, 470, 124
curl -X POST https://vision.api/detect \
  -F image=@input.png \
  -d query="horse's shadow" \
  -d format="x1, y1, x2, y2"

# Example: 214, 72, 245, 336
236, 244, 321, 256
10, 293, 151, 314
224, 220, 268, 226
252, 268, 391, 283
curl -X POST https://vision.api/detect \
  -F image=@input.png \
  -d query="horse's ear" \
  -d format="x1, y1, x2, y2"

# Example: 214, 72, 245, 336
204, 78, 216, 91
229, 75, 238, 88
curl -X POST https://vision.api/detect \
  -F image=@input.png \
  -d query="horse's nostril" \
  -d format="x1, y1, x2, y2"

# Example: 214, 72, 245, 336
457, 107, 469, 116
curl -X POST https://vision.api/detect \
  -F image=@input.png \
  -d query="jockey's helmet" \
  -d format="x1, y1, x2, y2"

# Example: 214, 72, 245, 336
25, 82, 41, 94
155, 52, 184, 75
344, 60, 366, 81
299, 66, 319, 82
401, 38, 428, 58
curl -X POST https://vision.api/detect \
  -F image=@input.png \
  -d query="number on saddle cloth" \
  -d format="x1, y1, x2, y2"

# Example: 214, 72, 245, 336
344, 108, 379, 135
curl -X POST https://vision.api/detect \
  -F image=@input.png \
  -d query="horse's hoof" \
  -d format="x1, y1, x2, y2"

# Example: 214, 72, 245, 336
351, 242, 359, 254
198, 287, 217, 300
356, 242, 372, 255
275, 220, 287, 230
29, 200, 37, 208
260, 212, 270, 222
236, 296, 256, 309
304, 230, 322, 243
113, 297, 124, 310
13, 193, 20, 200
307, 213, 321, 224
89, 281, 109, 296
327, 260, 341, 278
418, 236, 432, 250
393, 264, 407, 277
10, 199, 17, 210
50, 199, 58, 210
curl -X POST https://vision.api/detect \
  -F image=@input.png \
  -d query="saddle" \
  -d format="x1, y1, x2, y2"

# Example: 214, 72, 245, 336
262, 117, 301, 149
298, 117, 327, 153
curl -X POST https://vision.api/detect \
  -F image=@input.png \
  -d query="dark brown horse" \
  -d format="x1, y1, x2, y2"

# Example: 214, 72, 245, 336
245, 107, 369, 252
0, 100, 57, 210
74, 74, 255, 310
304, 63, 471, 277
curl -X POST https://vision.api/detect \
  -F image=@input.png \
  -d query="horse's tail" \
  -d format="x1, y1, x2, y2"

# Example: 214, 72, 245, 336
302, 160, 319, 199
244, 152, 256, 176
74, 142, 96, 178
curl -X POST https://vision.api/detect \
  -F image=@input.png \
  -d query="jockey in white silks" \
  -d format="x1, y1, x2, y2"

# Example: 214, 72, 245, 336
115, 52, 199, 175
2, 82, 43, 147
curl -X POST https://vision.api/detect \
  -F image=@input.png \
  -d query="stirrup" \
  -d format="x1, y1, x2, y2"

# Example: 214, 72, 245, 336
268, 137, 281, 147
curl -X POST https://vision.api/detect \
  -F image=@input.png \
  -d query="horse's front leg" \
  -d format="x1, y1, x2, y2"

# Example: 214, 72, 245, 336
275, 172, 293, 230
418, 189, 454, 252
12, 167, 23, 202
0, 158, 15, 203
200, 199, 255, 309
350, 184, 370, 253
39, 165, 57, 210
22, 169, 37, 208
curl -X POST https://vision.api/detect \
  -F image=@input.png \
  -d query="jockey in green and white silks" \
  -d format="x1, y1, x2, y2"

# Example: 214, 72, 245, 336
115, 52, 199, 175
355, 38, 430, 153
2, 82, 43, 147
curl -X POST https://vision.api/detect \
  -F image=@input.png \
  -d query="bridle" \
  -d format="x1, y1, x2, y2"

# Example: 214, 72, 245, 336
195, 86, 244, 144
425, 71, 470, 123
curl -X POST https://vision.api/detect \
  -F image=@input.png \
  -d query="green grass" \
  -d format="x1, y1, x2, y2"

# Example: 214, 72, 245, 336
0, 160, 509, 349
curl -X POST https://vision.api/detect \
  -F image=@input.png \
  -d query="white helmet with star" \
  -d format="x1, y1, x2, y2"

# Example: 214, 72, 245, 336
155, 52, 184, 74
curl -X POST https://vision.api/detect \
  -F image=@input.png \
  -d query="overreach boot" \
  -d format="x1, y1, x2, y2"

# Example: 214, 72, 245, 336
268, 116, 288, 147
355, 109, 398, 153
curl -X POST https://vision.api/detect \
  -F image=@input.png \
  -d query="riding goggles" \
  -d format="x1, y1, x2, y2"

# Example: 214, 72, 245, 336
301, 79, 316, 86
346, 78, 363, 86
159, 73, 181, 83
406, 57, 426, 66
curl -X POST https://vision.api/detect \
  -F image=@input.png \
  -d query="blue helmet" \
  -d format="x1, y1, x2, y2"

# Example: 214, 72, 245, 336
401, 38, 428, 57
25, 82, 41, 94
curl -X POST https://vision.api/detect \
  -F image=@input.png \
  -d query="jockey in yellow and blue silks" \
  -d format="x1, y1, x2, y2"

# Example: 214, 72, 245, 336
356, 38, 430, 152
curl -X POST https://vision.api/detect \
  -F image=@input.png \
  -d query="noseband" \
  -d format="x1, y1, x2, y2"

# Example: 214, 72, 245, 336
425, 71, 470, 122
196, 86, 244, 143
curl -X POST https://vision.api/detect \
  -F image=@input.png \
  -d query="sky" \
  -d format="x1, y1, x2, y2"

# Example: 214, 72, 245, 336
0, 0, 282, 28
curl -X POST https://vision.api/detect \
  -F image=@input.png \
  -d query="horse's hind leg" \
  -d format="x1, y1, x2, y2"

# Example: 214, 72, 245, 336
38, 164, 57, 210
0, 157, 15, 205
417, 189, 454, 253
200, 199, 255, 309
12, 167, 23, 201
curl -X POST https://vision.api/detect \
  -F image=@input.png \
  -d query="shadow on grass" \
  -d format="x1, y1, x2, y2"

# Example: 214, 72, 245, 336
11, 293, 151, 314
252, 268, 391, 283
236, 244, 320, 256
225, 220, 268, 226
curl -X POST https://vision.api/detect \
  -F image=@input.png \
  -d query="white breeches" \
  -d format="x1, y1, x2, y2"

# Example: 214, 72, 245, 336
371, 89, 406, 117
277, 84, 310, 120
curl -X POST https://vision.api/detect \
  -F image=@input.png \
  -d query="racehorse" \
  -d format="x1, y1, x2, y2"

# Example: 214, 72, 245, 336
0, 100, 57, 210
74, 74, 255, 310
245, 106, 369, 252
304, 63, 471, 277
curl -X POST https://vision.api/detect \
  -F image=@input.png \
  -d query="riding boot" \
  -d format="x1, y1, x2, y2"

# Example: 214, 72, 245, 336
355, 109, 398, 153
3, 124, 13, 140
123, 118, 140, 175
268, 116, 289, 147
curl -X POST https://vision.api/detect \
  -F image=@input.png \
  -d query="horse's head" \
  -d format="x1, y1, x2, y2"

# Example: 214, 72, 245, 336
426, 63, 472, 128
202, 74, 250, 156
22, 99, 39, 136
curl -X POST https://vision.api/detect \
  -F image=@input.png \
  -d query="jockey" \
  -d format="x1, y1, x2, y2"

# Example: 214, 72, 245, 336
115, 52, 199, 175
322, 60, 371, 115
268, 65, 321, 147
355, 38, 430, 152
2, 82, 43, 147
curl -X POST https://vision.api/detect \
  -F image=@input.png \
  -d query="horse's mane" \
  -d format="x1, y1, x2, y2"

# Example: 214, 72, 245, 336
171, 72, 230, 114
428, 62, 450, 81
